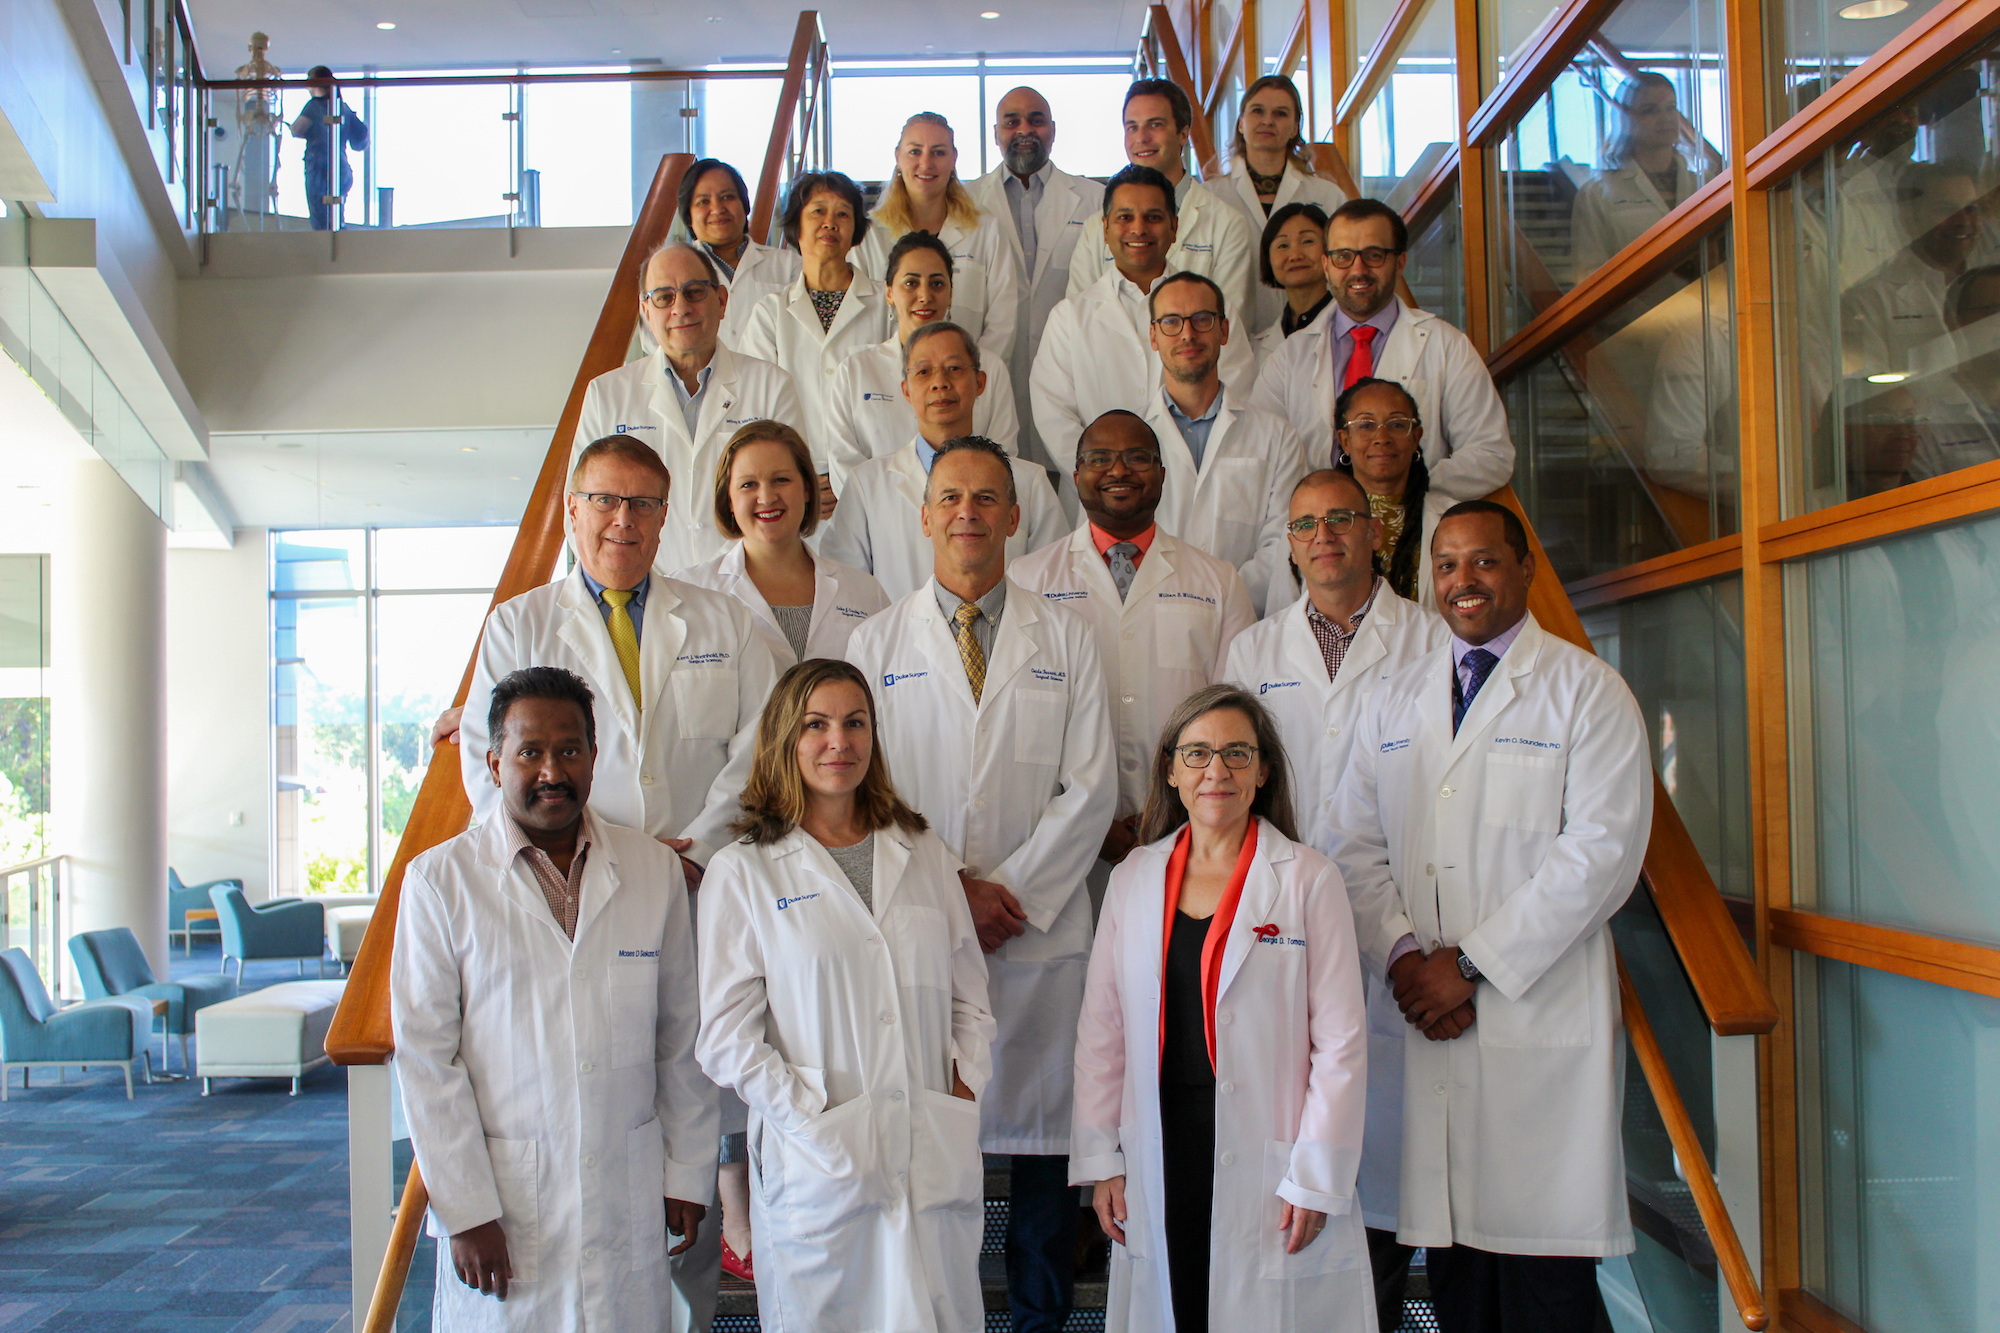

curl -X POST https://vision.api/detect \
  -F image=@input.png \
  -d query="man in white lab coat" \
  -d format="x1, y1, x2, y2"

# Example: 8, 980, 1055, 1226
1325, 501, 1652, 1333
1065, 78, 1257, 329
1011, 408, 1255, 888
1250, 200, 1515, 506
1033, 167, 1258, 483
822, 321, 1065, 600
1223, 467, 1447, 1329
574, 241, 806, 574
966, 85, 1106, 472
846, 436, 1118, 1333
395, 665, 717, 1333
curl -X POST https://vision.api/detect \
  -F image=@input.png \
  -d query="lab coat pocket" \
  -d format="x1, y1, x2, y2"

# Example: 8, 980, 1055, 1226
626, 1118, 669, 1272
608, 961, 657, 1070
1013, 689, 1069, 765
1476, 947, 1595, 1048
910, 1088, 984, 1213
1153, 604, 1207, 672
1480, 752, 1565, 834
1114, 1122, 1151, 1261
885, 904, 953, 992
485, 1136, 539, 1284
670, 667, 739, 740
762, 1090, 883, 1238
1208, 459, 1263, 551
1258, 1141, 1359, 1278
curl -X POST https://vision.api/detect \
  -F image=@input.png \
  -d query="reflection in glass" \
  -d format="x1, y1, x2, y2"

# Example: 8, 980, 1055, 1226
1795, 509, 2000, 947
1405, 186, 1464, 332
1772, 0, 1952, 122
1506, 230, 1737, 583
1796, 958, 1998, 1332
1355, 0, 1456, 209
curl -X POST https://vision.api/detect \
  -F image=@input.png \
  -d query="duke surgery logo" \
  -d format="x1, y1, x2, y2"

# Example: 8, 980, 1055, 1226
776, 893, 821, 911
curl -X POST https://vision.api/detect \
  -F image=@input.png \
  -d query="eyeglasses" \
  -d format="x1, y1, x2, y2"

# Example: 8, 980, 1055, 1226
642, 280, 717, 309
1077, 448, 1162, 471
1286, 509, 1366, 538
1340, 417, 1419, 439
1151, 311, 1221, 336
1325, 246, 1401, 269
1174, 743, 1260, 770
572, 491, 666, 515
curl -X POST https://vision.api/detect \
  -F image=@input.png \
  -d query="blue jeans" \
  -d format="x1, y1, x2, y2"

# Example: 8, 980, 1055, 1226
1005, 1154, 1078, 1333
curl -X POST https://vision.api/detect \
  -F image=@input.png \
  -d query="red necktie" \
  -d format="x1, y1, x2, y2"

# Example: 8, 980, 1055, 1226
1343, 324, 1378, 390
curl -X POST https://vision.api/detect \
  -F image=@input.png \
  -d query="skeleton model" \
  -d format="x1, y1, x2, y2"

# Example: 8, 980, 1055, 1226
230, 32, 283, 216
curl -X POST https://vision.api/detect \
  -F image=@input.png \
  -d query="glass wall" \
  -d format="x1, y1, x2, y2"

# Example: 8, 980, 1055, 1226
1355, 0, 1458, 204
1406, 185, 1466, 330
0, 556, 49, 872
1769, 0, 1957, 120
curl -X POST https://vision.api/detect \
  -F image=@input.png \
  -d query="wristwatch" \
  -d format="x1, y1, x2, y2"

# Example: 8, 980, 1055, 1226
1455, 948, 1483, 984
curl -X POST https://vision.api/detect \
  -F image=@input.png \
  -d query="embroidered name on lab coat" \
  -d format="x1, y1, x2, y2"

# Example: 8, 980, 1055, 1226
1252, 923, 1304, 946
1041, 590, 1090, 602
678, 651, 732, 665
1029, 668, 1067, 683
776, 893, 821, 911
1381, 738, 1412, 752
837, 605, 871, 619
1493, 737, 1563, 750
1157, 591, 1216, 605
617, 949, 661, 957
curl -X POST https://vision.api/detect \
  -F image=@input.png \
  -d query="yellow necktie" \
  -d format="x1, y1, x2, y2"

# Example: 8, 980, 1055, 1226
952, 601, 986, 705
601, 589, 643, 709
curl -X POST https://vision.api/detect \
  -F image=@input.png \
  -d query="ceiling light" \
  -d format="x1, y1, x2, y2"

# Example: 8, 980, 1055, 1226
277, 441, 303, 449
1838, 0, 1907, 16
460, 446, 477, 452
980, 10, 1000, 16
508, 475, 520, 481
1865, 371, 1910, 383
376, 20, 396, 28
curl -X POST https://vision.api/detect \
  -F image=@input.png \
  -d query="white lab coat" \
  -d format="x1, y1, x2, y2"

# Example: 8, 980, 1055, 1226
1569, 156, 1706, 279
819, 439, 1069, 602
823, 336, 1021, 491
1032, 267, 1259, 473
855, 210, 1024, 369
1223, 585, 1447, 1230
697, 824, 996, 1333
459, 568, 782, 866
671, 542, 889, 666
1324, 616, 1652, 1255
737, 273, 894, 467
966, 162, 1104, 470
1070, 820, 1375, 1333
574, 344, 808, 575
1010, 524, 1256, 817
847, 586, 1118, 1152
394, 810, 718, 1333
1066, 176, 1259, 334
714, 239, 803, 352
1247, 299, 1517, 504
1214, 161, 1350, 335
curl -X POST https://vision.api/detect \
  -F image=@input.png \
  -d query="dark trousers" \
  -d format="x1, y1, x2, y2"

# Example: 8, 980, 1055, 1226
1367, 1227, 1415, 1331
1428, 1244, 1602, 1333
1159, 1084, 1216, 1333
1006, 1154, 1078, 1333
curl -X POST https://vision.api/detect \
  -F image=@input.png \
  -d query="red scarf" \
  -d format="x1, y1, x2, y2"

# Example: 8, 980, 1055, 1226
1157, 819, 1260, 1072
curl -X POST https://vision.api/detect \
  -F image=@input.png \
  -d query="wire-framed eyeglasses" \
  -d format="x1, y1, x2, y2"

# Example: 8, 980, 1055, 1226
1173, 743, 1260, 770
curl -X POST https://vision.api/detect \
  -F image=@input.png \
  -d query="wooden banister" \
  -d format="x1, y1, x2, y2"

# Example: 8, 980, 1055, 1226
1143, 5, 1223, 179
749, 11, 823, 246
323, 150, 696, 1068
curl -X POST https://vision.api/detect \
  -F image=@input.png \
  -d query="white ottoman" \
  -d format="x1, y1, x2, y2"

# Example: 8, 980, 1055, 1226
196, 979, 346, 1095
324, 906, 375, 966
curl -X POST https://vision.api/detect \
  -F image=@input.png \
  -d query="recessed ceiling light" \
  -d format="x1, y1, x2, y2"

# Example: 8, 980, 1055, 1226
376, 20, 397, 28
460, 446, 478, 453
1838, 0, 1906, 16
612, 47, 622, 53
706, 14, 723, 20
980, 10, 1000, 16
277, 441, 303, 449
1865, 371, 1910, 383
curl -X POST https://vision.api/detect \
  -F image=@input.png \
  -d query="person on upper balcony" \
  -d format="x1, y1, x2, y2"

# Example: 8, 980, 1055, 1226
574, 240, 805, 576
966, 85, 1104, 473
1569, 71, 1711, 280
676, 158, 802, 351
1065, 79, 1258, 331
854, 112, 1023, 372
289, 66, 367, 231
1214, 75, 1349, 337
1249, 198, 1516, 507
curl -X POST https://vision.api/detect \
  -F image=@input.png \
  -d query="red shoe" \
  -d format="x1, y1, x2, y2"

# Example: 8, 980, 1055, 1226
721, 1236, 755, 1283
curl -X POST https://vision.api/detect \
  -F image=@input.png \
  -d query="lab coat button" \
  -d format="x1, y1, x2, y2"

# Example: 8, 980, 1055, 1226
881, 1012, 896, 1025
974, 797, 987, 810
641, 773, 656, 787
891, 1090, 905, 1101
1440, 786, 1453, 798
575, 967, 588, 979
1434, 1084, 1446, 1095
1221, 1081, 1234, 1094
579, 1060, 594, 1073
1218, 1011, 1232, 1025
584, 1154, 597, 1167
1220, 1152, 1235, 1166
1425, 864, 1436, 877
1121, 694, 1135, 705
584, 1247, 597, 1261
1326, 724, 1339, 736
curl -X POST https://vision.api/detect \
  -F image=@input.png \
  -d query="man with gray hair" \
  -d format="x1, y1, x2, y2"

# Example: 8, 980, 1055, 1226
823, 321, 1065, 599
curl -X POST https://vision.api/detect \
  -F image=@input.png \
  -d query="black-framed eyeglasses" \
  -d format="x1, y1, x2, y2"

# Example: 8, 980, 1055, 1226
1286, 510, 1366, 538
1340, 416, 1419, 439
1077, 448, 1162, 471
572, 491, 666, 515
642, 280, 717, 309
1325, 246, 1401, 269
1152, 311, 1221, 336
1174, 743, 1260, 770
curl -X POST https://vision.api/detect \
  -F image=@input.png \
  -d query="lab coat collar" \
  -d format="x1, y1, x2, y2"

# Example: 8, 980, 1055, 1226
767, 823, 917, 918
1064, 520, 1178, 610
1149, 384, 1241, 493
1216, 818, 1295, 1001
713, 541, 837, 644
886, 440, 931, 506
472, 806, 622, 948
908, 577, 1044, 713
1429, 612, 1549, 762
555, 567, 685, 733
784, 272, 880, 344
647, 343, 743, 451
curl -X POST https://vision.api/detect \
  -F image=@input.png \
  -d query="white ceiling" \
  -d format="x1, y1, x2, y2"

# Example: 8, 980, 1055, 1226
207, 426, 547, 529
187, 0, 1146, 76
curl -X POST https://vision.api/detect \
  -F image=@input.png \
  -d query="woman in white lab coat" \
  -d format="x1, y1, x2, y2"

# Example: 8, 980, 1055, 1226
1072, 684, 1373, 1333
1335, 376, 1451, 611
1218, 76, 1349, 335
852, 112, 1022, 368
679, 157, 802, 351
697, 658, 995, 1333
674, 419, 888, 667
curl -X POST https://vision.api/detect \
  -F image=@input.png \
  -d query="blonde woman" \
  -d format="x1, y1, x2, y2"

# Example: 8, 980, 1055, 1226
854, 111, 1023, 369
697, 658, 994, 1333
675, 420, 889, 666
1216, 76, 1348, 334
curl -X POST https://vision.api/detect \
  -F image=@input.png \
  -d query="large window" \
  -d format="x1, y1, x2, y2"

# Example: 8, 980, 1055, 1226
270, 528, 513, 896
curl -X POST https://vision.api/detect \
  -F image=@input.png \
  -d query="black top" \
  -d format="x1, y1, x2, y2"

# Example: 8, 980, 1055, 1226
1281, 291, 1334, 337
1160, 909, 1216, 1089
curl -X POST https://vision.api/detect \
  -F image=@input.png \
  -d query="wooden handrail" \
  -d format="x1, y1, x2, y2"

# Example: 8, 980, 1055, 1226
749, 12, 824, 246
1142, 5, 1223, 179
1333, 0, 1431, 129
362, 1165, 429, 1333
1619, 957, 1769, 1329
323, 150, 696, 1067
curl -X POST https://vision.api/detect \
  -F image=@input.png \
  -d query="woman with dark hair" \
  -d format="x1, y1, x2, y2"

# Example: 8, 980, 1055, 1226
677, 157, 801, 349
1071, 685, 1372, 1333
1333, 376, 1445, 607
1216, 75, 1347, 334
1254, 201, 1333, 362
697, 658, 993, 1332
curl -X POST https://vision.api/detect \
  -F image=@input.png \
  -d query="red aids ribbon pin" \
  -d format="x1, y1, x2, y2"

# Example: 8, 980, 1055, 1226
1252, 923, 1281, 938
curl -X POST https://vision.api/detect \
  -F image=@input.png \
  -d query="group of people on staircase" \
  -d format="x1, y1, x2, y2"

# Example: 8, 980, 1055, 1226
390, 72, 1655, 1333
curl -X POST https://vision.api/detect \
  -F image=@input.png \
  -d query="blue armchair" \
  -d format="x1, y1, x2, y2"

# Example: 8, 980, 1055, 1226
0, 948, 154, 1099
169, 868, 243, 954
69, 928, 234, 1072
210, 886, 325, 984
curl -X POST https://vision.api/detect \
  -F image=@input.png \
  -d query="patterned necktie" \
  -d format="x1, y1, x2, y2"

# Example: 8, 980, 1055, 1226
601, 589, 643, 709
952, 601, 987, 705
1452, 647, 1498, 735
1106, 542, 1140, 600
1343, 324, 1378, 390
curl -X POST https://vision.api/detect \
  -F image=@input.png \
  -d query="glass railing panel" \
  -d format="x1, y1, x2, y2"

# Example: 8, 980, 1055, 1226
1406, 180, 1465, 330
1768, 0, 1956, 125
1350, 0, 1403, 78
1354, 0, 1457, 209
1258, 0, 1306, 80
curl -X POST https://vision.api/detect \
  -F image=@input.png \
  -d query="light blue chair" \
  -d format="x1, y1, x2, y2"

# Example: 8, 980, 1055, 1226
69, 928, 235, 1072
0, 947, 154, 1099
210, 885, 326, 984
169, 868, 243, 954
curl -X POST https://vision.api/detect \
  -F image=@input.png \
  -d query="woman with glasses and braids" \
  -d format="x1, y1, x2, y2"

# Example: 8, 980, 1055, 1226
1333, 376, 1446, 609
1070, 684, 1373, 1333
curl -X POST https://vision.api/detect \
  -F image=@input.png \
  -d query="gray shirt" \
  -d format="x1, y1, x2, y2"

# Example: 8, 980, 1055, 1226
822, 833, 876, 913
1003, 164, 1049, 277
1164, 387, 1223, 469
771, 603, 812, 661
932, 576, 1007, 666
665, 359, 712, 438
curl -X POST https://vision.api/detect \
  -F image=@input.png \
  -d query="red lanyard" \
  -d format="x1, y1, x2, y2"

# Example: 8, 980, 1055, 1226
1157, 819, 1261, 1071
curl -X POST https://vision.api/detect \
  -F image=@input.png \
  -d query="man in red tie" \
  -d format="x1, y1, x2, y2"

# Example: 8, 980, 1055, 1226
1249, 199, 1516, 509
